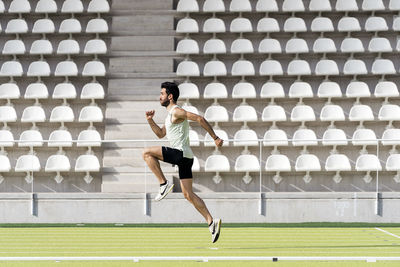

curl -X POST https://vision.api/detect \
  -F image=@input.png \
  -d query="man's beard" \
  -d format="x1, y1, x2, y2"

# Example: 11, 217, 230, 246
161, 99, 170, 107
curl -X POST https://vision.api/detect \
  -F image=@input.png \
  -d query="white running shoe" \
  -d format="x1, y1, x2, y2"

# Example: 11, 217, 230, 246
209, 218, 221, 243
155, 180, 174, 201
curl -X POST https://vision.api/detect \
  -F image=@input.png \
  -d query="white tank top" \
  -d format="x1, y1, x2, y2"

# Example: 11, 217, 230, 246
165, 105, 193, 159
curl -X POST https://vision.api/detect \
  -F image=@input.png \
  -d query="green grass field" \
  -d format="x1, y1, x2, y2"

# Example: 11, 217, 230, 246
0, 224, 399, 266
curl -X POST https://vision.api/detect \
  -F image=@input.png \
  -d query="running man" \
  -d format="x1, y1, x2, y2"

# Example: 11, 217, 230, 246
143, 82, 223, 243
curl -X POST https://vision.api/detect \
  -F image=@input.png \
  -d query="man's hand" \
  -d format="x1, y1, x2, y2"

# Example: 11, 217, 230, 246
214, 137, 223, 147
145, 110, 155, 120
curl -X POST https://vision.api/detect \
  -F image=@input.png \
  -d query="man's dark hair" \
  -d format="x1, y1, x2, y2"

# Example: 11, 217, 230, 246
161, 82, 179, 103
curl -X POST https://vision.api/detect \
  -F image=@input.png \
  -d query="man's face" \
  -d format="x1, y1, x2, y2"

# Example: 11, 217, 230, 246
160, 88, 170, 107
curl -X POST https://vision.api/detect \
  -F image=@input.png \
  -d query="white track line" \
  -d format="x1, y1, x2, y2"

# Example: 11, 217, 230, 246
0, 257, 399, 262
375, 228, 400, 239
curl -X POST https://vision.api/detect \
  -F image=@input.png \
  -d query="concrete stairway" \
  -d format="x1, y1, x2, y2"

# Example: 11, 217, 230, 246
103, 0, 177, 192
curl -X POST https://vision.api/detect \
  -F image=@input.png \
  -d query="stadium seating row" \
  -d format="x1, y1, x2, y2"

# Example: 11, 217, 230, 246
177, 0, 400, 13
1, 39, 107, 56
0, 105, 103, 128
0, 153, 100, 184
0, 82, 105, 105
179, 81, 399, 102
0, 0, 109, 14
177, 16, 400, 34
0, 18, 108, 34
176, 58, 400, 77
189, 128, 400, 152
0, 60, 106, 77
193, 153, 400, 184
177, 37, 400, 55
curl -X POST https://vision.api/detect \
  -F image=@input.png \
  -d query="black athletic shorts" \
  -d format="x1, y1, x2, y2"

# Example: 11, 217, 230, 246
162, 146, 194, 179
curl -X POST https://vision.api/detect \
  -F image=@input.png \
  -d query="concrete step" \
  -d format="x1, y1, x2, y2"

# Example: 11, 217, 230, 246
111, 36, 174, 52
101, 173, 174, 193
112, 15, 174, 34
109, 57, 173, 74
105, 101, 167, 124
112, 0, 174, 11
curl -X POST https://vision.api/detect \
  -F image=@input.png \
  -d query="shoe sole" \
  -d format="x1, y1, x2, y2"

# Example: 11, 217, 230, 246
212, 219, 221, 243
155, 184, 174, 201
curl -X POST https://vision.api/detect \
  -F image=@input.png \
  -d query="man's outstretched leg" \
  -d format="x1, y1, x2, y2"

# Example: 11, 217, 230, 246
180, 179, 221, 243
142, 146, 174, 201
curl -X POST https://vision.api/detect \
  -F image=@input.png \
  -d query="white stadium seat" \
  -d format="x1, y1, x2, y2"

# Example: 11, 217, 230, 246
203, 0, 225, 13
378, 104, 400, 128
231, 60, 255, 76
287, 60, 311, 76
355, 154, 382, 183
5, 19, 28, 34
0, 130, 15, 149
284, 17, 307, 33
2, 40, 25, 55
9, 0, 31, 13
290, 105, 316, 126
265, 154, 291, 184
234, 154, 260, 184
178, 82, 199, 100
176, 61, 200, 77
259, 38, 282, 54
374, 81, 399, 103
15, 155, 40, 183
317, 81, 341, 103
341, 38, 364, 53
386, 154, 400, 183
77, 129, 102, 151
393, 17, 400, 31
295, 154, 321, 183
55, 61, 78, 77
204, 105, 229, 123
232, 82, 256, 99
309, 0, 332, 12
82, 61, 106, 77
325, 154, 351, 183
204, 154, 230, 184
48, 129, 73, 149
182, 103, 199, 115
315, 59, 339, 77
203, 82, 228, 100
18, 129, 44, 149
59, 19, 82, 34
192, 156, 200, 172
176, 39, 199, 55
0, 61, 23, 77
35, 0, 57, 13
61, 0, 83, 13
346, 81, 370, 103
189, 130, 199, 147
45, 154, 71, 183
260, 82, 285, 103
30, 40, 53, 55
285, 38, 308, 54
50, 106, 74, 128
75, 154, 100, 184
0, 0, 5, 13
343, 59, 367, 76
362, 0, 385, 11
292, 129, 318, 153
382, 129, 400, 153
352, 128, 378, 154
0, 106, 17, 128
0, 83, 20, 104
86, 19, 108, 34
257, 18, 280, 33
230, 0, 251, 12
288, 82, 313, 104
88, 0, 110, 13
203, 39, 226, 54
336, 0, 358, 12
349, 105, 374, 128
53, 83, 77, 104
84, 39, 107, 55
320, 105, 345, 128
313, 38, 336, 53
256, 0, 278, 12
365, 17, 388, 32
177, 0, 199, 13
27, 61, 51, 77
263, 129, 289, 154
0, 155, 11, 182
230, 18, 252, 33
261, 105, 287, 125
79, 106, 103, 127
21, 106, 46, 128
338, 17, 361, 32
322, 128, 348, 153
389, 0, 400, 11
372, 59, 396, 76
203, 60, 227, 77
283, 0, 305, 12
57, 39, 80, 55
233, 105, 258, 123
32, 19, 55, 34
203, 18, 226, 33
311, 17, 334, 33
231, 39, 254, 54
368, 37, 392, 53
176, 18, 199, 34
25, 83, 49, 103
81, 83, 105, 104
233, 129, 258, 147
259, 60, 283, 76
